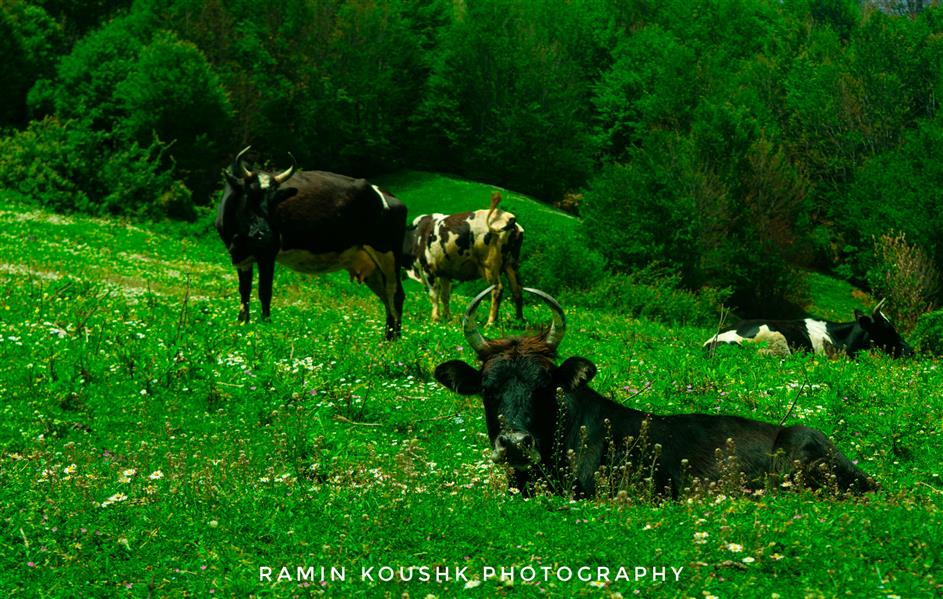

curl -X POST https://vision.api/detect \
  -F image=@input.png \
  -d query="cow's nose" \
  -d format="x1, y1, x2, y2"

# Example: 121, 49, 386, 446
497, 432, 534, 451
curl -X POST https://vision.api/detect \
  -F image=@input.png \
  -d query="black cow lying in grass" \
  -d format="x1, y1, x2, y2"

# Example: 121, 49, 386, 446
435, 287, 877, 498
703, 301, 913, 358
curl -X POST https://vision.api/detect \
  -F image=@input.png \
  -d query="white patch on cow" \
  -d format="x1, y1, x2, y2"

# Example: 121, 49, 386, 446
704, 329, 745, 347
257, 173, 274, 189
804, 319, 832, 355
372, 185, 390, 210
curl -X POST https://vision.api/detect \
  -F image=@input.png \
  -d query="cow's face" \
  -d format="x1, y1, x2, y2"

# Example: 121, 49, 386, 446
217, 172, 278, 265
853, 309, 913, 358
215, 147, 296, 265
436, 350, 596, 470
434, 287, 571, 470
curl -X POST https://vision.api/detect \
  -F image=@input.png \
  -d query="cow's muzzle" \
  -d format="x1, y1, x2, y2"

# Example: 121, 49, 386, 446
492, 432, 540, 468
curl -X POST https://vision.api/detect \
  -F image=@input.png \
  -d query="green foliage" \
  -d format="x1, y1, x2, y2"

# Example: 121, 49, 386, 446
576, 268, 727, 327
867, 232, 940, 333
99, 141, 195, 220
30, 10, 155, 127
592, 26, 697, 159
523, 232, 606, 296
0, 2, 64, 128
0, 117, 192, 219
840, 114, 943, 283
0, 117, 95, 211
115, 31, 233, 200
581, 144, 699, 284
911, 308, 943, 355
411, 0, 600, 198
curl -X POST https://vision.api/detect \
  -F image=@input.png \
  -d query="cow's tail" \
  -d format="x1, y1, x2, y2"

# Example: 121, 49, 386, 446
486, 191, 502, 229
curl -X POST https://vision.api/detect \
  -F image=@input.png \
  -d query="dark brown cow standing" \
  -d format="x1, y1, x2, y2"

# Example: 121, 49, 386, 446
215, 147, 407, 339
435, 287, 877, 498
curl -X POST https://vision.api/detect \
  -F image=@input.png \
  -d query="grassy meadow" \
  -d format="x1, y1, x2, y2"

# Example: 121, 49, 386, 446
0, 174, 941, 598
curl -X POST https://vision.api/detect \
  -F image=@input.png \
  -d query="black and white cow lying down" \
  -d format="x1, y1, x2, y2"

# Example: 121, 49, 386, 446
215, 147, 407, 339
435, 287, 877, 498
703, 303, 913, 358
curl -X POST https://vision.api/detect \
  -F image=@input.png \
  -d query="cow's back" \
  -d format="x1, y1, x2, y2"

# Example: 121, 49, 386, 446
273, 171, 405, 255
422, 209, 519, 280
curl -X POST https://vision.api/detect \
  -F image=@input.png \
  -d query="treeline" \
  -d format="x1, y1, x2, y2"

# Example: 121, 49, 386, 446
1, 0, 942, 316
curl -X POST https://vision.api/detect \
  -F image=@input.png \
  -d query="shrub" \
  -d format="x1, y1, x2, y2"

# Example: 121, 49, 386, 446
0, 117, 191, 220
911, 309, 943, 356
522, 233, 607, 296
577, 267, 728, 327
100, 141, 194, 221
115, 31, 233, 203
868, 232, 940, 333
0, 117, 96, 211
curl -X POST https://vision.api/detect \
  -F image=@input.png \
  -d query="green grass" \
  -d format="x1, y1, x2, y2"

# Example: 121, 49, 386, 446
0, 179, 941, 598
805, 271, 873, 322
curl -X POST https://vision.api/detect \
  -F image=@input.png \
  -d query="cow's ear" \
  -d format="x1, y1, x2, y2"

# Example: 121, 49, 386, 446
854, 309, 872, 326
556, 356, 597, 391
222, 169, 242, 187
434, 360, 481, 395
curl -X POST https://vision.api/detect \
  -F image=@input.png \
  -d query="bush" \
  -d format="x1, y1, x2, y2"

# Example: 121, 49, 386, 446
911, 309, 943, 356
581, 143, 700, 285
522, 233, 607, 296
0, 117, 191, 220
0, 117, 95, 211
115, 31, 233, 203
100, 141, 194, 220
577, 267, 728, 327
868, 232, 940, 333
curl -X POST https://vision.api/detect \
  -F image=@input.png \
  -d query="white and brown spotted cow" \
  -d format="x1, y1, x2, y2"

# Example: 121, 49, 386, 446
404, 192, 524, 325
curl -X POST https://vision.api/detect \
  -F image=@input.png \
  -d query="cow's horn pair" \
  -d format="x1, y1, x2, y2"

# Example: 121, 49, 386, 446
233, 145, 295, 184
462, 286, 566, 354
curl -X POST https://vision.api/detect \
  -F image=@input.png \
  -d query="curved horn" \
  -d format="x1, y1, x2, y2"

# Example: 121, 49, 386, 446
273, 152, 296, 185
524, 287, 567, 350
873, 297, 887, 315
462, 285, 494, 354
462, 286, 569, 355
234, 145, 254, 179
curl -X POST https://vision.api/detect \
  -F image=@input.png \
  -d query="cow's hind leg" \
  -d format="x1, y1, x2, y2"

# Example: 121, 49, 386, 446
237, 266, 253, 323
481, 271, 504, 326
505, 264, 524, 320
773, 426, 876, 493
363, 249, 402, 339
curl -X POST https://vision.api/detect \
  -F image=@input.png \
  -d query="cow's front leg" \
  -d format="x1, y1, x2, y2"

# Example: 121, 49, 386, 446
505, 265, 524, 320
256, 256, 276, 321
237, 266, 253, 323
427, 274, 441, 322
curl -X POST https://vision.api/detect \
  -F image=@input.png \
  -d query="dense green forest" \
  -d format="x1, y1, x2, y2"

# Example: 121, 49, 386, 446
1, 0, 942, 318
